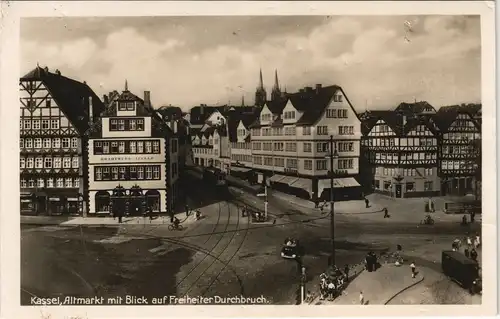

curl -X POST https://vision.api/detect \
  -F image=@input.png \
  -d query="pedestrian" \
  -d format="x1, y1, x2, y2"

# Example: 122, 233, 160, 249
464, 247, 470, 258
359, 291, 364, 305
470, 248, 478, 261
462, 214, 468, 225
383, 208, 389, 218
147, 206, 153, 221
314, 197, 319, 208
344, 264, 349, 281
467, 236, 473, 248
475, 234, 481, 248
410, 261, 416, 278
470, 210, 475, 223
365, 198, 370, 208
185, 204, 190, 217
117, 210, 123, 224
327, 281, 335, 300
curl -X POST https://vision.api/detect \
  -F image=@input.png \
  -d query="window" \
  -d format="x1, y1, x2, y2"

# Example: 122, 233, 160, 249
62, 138, 70, 148
50, 119, 59, 129
111, 142, 118, 153
326, 109, 337, 118
25, 139, 33, 148
20, 138, 24, 148
96, 167, 103, 181
28, 179, 35, 188
20, 158, 25, 168
35, 157, 43, 168
24, 120, 31, 129
338, 159, 354, 169
146, 166, 153, 179
153, 166, 160, 179
137, 119, 144, 130
74, 178, 80, 188
21, 179, 27, 188
339, 126, 354, 135
42, 120, 49, 129
102, 167, 110, 180
119, 167, 126, 180
34, 138, 42, 148
264, 157, 273, 166
103, 142, 110, 154
384, 181, 391, 190
26, 157, 34, 168
71, 138, 78, 148
317, 126, 328, 135
137, 167, 144, 179
303, 143, 312, 152
126, 102, 134, 111
112, 167, 119, 180
274, 158, 285, 167
137, 141, 144, 153
129, 120, 137, 131
43, 138, 51, 148
52, 138, 60, 148
118, 120, 125, 131
153, 141, 160, 153
37, 178, 45, 188
129, 166, 137, 179
406, 182, 415, 192
304, 160, 313, 170
56, 178, 64, 188
303, 127, 311, 135
32, 120, 40, 129
145, 141, 152, 153
172, 163, 178, 178
118, 102, 127, 111
44, 157, 52, 168
110, 119, 118, 130
424, 181, 433, 191
424, 168, 433, 176
72, 157, 79, 168
374, 180, 380, 189
63, 157, 71, 168
286, 158, 298, 169
317, 142, 329, 152
119, 141, 125, 154
46, 178, 54, 188
65, 178, 73, 188
316, 159, 327, 170
334, 94, 343, 102
46, 99, 52, 107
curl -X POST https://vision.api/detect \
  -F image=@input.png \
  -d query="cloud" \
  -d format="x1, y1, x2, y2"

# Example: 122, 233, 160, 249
20, 16, 481, 111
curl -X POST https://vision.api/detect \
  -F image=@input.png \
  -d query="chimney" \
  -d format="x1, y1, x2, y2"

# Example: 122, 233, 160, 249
43, 66, 49, 73
89, 96, 93, 120
305, 86, 313, 92
200, 104, 204, 115
144, 91, 151, 107
315, 84, 322, 93
174, 120, 178, 134
55, 69, 61, 75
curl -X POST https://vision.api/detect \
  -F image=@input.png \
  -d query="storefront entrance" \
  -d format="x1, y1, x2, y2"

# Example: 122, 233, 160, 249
395, 184, 402, 198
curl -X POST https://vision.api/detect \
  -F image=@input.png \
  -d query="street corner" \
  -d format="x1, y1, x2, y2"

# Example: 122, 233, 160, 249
316, 263, 425, 305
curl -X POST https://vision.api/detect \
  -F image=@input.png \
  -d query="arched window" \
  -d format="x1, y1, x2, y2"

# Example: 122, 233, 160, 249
95, 191, 110, 212
145, 190, 161, 212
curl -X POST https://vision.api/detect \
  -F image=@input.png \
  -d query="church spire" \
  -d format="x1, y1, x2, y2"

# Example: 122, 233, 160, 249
271, 69, 282, 102
259, 68, 264, 89
241, 95, 245, 107
254, 68, 267, 107
125, 79, 128, 91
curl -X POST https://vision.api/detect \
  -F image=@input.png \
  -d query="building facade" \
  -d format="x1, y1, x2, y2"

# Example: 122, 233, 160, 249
87, 84, 178, 215
250, 84, 363, 201
435, 104, 482, 197
19, 66, 104, 215
361, 105, 441, 198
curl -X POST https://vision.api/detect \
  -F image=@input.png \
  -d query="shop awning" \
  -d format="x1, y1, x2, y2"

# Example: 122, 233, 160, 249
231, 167, 251, 173
279, 176, 299, 186
318, 177, 361, 191
268, 174, 286, 183
289, 178, 313, 195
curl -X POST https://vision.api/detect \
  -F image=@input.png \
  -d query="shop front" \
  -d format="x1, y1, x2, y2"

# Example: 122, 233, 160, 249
20, 191, 83, 216
93, 185, 163, 216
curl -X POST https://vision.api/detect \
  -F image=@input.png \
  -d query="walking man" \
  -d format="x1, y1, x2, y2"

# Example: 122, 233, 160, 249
359, 291, 364, 305
185, 204, 190, 217
464, 247, 470, 258
383, 208, 389, 218
470, 248, 478, 261
344, 264, 350, 281
467, 236, 473, 248
410, 261, 416, 278
470, 210, 476, 223
365, 197, 370, 208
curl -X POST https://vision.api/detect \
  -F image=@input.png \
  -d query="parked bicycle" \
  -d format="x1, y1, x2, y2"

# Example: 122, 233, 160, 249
168, 223, 184, 231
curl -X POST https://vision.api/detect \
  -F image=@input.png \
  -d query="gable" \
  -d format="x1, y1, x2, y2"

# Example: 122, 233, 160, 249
406, 123, 434, 136
282, 100, 301, 123
207, 111, 224, 124
449, 113, 480, 131
368, 119, 395, 136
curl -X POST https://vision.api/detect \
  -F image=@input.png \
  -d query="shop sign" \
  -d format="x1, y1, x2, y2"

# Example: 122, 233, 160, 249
67, 198, 79, 201
49, 197, 60, 201
93, 154, 163, 163
21, 199, 31, 203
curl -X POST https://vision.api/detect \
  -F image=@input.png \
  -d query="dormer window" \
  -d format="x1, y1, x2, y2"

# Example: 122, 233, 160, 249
261, 113, 272, 122
284, 111, 296, 120
333, 94, 343, 102
118, 102, 135, 111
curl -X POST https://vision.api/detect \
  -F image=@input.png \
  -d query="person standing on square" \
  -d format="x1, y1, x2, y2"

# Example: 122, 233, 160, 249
410, 261, 416, 278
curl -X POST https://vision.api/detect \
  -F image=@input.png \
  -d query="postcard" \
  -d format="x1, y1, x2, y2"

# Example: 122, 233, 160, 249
0, 1, 496, 318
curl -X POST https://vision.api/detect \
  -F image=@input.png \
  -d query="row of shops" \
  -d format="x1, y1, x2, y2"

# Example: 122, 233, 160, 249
228, 165, 363, 202
20, 191, 84, 216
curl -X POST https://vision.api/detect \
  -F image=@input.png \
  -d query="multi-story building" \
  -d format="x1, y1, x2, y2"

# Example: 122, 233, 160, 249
361, 103, 441, 198
19, 65, 104, 215
249, 84, 363, 201
227, 107, 260, 177
435, 104, 482, 197
87, 83, 179, 215
191, 116, 231, 173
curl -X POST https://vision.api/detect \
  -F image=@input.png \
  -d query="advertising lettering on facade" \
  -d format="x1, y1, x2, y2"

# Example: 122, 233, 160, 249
90, 154, 163, 164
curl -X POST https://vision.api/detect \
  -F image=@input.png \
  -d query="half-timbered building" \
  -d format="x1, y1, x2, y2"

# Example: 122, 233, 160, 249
87, 83, 179, 216
19, 66, 105, 215
361, 103, 440, 198
435, 104, 482, 196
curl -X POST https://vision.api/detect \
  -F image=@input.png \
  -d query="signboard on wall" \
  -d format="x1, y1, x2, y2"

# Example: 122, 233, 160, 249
90, 154, 164, 164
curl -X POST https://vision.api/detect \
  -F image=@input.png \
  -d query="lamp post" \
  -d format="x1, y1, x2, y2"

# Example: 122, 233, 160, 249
326, 135, 339, 266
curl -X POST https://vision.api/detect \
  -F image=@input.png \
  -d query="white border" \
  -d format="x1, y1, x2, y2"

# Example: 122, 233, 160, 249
0, 1, 496, 318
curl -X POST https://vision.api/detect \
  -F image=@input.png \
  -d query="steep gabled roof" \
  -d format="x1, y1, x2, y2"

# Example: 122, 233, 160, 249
189, 105, 226, 125
395, 101, 436, 114
20, 66, 105, 134
434, 103, 482, 131
226, 107, 260, 142
265, 97, 289, 114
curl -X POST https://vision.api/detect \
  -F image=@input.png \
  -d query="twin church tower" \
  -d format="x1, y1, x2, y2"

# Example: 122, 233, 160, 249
254, 69, 286, 107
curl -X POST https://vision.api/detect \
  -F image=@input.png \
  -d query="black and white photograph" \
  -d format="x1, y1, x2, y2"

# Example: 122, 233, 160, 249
0, 1, 496, 318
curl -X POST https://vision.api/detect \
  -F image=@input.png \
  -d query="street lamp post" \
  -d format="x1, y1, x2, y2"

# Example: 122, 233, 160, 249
327, 135, 339, 266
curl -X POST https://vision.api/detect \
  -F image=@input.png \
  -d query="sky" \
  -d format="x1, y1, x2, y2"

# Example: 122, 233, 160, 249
20, 15, 481, 111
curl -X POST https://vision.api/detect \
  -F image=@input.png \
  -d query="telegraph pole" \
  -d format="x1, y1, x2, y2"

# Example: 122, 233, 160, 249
328, 135, 338, 266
